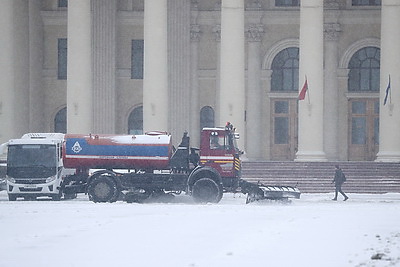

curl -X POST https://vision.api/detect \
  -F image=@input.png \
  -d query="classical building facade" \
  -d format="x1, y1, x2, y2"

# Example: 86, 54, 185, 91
1, 0, 399, 162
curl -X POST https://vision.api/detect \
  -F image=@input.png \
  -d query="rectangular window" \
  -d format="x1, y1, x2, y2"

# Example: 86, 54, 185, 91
374, 117, 379, 145
275, 0, 300, 7
58, 38, 67, 80
275, 101, 289, 114
131, 40, 144, 79
352, 101, 366, 114
374, 100, 379, 114
58, 0, 68, 8
352, 118, 366, 144
352, 0, 381, 6
274, 117, 289, 144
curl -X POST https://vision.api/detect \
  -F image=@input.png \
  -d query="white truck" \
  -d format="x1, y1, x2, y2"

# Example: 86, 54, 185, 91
6, 133, 66, 201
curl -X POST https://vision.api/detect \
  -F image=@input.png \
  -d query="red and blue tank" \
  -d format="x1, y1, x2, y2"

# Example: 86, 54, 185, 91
63, 133, 173, 170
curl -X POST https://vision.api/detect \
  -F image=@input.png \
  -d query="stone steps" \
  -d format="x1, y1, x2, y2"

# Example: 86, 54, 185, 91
241, 161, 400, 194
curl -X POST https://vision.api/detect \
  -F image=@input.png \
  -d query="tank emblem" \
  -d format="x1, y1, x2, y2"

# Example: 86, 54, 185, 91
72, 141, 82, 153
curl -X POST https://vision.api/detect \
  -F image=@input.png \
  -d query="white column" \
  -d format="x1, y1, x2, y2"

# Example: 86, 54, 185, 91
67, 0, 92, 133
376, 0, 400, 162
143, 0, 168, 132
296, 0, 326, 161
0, 0, 16, 143
246, 24, 264, 160
168, 0, 191, 141
190, 24, 201, 147
92, 0, 116, 134
0, 1, 29, 143
13, 3, 30, 136
212, 24, 221, 123
220, 0, 245, 149
29, 0, 45, 132
324, 23, 341, 160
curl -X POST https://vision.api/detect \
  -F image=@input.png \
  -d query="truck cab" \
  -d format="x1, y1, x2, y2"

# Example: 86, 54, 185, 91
6, 133, 65, 201
198, 123, 242, 190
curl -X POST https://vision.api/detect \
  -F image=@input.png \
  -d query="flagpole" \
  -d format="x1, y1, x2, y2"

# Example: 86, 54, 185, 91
384, 74, 391, 106
306, 76, 311, 105
389, 74, 392, 105
298, 75, 309, 102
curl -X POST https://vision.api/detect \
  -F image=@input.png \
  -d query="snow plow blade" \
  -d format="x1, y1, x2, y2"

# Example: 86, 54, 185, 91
239, 180, 300, 204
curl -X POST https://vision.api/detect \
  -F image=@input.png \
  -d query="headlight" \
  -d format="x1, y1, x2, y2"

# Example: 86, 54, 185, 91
6, 176, 15, 183
46, 175, 57, 183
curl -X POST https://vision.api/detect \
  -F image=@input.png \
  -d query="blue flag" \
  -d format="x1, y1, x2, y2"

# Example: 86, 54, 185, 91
384, 75, 391, 105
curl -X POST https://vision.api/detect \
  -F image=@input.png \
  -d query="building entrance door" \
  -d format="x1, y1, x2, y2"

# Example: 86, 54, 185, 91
348, 99, 379, 161
271, 99, 298, 160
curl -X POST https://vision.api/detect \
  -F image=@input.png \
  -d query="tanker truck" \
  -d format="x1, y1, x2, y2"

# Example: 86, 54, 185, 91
62, 123, 300, 203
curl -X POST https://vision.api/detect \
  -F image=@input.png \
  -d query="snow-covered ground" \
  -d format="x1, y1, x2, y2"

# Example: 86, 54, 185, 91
0, 190, 399, 267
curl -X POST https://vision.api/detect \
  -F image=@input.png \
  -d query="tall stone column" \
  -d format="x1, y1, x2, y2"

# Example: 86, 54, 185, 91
92, 0, 116, 134
0, 1, 29, 143
67, 0, 92, 133
220, 0, 245, 149
29, 0, 45, 132
376, 0, 400, 162
296, 0, 326, 161
168, 0, 191, 141
246, 24, 264, 160
143, 0, 168, 132
212, 24, 221, 122
0, 0, 16, 143
190, 24, 201, 147
324, 23, 341, 160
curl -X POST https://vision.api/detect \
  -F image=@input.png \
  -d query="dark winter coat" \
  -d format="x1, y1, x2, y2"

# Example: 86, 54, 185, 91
333, 168, 346, 186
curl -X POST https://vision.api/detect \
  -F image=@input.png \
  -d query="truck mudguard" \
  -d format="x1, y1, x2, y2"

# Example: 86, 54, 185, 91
187, 165, 222, 189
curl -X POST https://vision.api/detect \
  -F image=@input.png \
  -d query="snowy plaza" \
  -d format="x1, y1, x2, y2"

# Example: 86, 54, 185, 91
0, 191, 399, 267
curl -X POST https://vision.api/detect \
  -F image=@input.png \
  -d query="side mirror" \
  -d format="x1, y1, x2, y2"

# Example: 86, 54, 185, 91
0, 142, 8, 155
234, 133, 240, 140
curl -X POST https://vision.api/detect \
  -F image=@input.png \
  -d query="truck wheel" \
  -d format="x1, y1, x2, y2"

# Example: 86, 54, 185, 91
63, 192, 77, 200
61, 176, 78, 200
192, 178, 223, 203
51, 188, 63, 201
87, 175, 118, 203
52, 193, 62, 201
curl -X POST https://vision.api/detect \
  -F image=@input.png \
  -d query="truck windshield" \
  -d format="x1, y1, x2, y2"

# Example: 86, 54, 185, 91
8, 144, 56, 168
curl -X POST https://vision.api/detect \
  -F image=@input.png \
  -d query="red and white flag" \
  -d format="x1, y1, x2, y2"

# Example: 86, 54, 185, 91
298, 78, 308, 100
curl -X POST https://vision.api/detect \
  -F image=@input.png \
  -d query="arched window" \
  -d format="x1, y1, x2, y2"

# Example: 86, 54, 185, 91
200, 106, 214, 130
128, 106, 143, 134
54, 107, 67, 133
348, 47, 380, 92
271, 47, 299, 92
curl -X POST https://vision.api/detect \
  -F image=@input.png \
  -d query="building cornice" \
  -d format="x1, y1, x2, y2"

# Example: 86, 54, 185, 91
196, 10, 300, 26
340, 9, 381, 24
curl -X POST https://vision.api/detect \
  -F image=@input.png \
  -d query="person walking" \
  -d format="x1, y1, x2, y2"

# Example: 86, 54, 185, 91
332, 165, 348, 201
